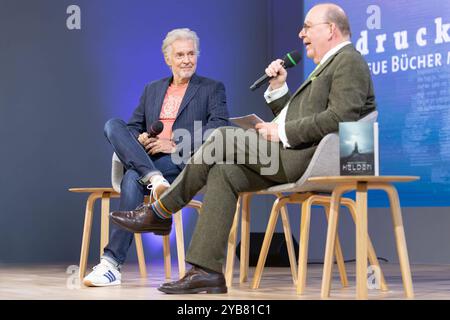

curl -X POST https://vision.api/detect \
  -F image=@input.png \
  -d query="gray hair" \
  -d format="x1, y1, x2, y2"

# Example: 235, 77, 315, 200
161, 28, 200, 58
323, 4, 352, 37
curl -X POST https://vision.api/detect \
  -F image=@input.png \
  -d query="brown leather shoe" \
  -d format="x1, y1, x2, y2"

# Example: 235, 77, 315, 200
110, 204, 172, 235
157, 266, 227, 294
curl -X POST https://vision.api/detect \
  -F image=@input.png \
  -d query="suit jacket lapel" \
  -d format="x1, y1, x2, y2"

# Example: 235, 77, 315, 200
176, 73, 200, 119
288, 44, 352, 102
289, 56, 334, 99
153, 77, 171, 121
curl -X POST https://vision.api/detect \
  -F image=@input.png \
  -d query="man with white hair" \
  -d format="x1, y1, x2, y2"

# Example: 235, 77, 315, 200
83, 28, 229, 287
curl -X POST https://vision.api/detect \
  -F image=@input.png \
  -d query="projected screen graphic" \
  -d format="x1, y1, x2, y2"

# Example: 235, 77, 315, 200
304, 0, 450, 207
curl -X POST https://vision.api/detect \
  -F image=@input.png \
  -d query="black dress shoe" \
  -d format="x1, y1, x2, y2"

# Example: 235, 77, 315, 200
110, 204, 172, 235
158, 266, 227, 294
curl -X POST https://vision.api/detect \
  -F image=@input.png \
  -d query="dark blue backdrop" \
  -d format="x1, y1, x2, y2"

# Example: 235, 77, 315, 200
2, 0, 447, 266
0, 0, 304, 263
305, 0, 450, 207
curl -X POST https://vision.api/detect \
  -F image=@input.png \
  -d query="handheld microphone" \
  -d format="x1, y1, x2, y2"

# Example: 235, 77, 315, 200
148, 120, 164, 137
250, 50, 302, 91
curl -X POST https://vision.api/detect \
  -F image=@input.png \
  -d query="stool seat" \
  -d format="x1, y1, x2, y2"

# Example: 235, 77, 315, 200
308, 176, 419, 183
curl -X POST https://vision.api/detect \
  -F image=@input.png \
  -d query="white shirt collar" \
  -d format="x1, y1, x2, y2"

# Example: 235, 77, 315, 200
319, 40, 352, 65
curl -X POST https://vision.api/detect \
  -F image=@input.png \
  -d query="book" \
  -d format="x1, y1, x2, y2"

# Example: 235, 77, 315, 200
229, 113, 264, 130
339, 122, 379, 176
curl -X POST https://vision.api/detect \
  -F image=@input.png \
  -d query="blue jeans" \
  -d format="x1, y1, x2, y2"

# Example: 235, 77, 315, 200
102, 118, 182, 267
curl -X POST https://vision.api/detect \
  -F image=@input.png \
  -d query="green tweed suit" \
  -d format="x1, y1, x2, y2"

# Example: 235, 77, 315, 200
160, 44, 376, 273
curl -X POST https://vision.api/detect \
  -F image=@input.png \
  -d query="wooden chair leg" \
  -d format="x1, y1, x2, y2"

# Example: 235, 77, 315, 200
173, 210, 185, 279
323, 203, 349, 288
344, 199, 388, 291
321, 185, 346, 298
355, 182, 369, 300
251, 197, 287, 289
162, 234, 171, 280
240, 194, 252, 283
134, 234, 147, 278
225, 196, 241, 288
79, 193, 101, 280
383, 184, 414, 298
297, 198, 312, 294
279, 200, 298, 285
100, 192, 111, 257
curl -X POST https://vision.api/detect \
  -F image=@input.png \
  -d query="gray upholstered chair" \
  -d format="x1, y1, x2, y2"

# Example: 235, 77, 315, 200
224, 111, 389, 294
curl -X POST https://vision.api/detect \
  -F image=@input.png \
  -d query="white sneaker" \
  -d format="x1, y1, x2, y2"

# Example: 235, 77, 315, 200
148, 175, 170, 202
83, 259, 122, 287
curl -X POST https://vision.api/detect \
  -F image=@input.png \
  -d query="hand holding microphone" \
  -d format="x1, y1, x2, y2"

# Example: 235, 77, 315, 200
138, 120, 176, 155
138, 120, 164, 145
250, 50, 301, 91
265, 59, 288, 90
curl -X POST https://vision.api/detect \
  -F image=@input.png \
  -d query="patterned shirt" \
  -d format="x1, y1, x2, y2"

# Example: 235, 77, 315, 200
159, 82, 188, 140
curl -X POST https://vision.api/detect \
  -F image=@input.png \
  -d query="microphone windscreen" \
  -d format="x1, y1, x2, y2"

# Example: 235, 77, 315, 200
282, 50, 302, 68
149, 120, 164, 136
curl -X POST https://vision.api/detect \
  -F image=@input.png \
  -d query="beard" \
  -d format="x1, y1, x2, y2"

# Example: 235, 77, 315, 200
178, 68, 195, 79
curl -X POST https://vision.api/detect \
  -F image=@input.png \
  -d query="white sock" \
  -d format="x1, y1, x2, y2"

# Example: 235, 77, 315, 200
150, 174, 168, 185
101, 258, 120, 271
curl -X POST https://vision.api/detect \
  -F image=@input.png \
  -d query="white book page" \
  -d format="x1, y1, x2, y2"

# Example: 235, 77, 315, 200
229, 113, 264, 130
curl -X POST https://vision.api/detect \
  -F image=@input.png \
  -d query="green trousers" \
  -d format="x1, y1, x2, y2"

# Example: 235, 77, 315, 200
160, 126, 290, 273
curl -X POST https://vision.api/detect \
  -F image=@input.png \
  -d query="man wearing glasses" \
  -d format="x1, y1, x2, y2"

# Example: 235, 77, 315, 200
111, 3, 376, 294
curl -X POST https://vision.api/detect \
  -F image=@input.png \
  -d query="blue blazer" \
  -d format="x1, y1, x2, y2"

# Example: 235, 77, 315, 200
127, 73, 229, 162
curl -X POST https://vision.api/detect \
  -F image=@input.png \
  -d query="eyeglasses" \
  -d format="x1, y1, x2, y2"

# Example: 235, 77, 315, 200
301, 22, 330, 33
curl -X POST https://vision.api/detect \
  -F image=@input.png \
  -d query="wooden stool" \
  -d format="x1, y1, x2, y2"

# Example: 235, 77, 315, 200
292, 193, 387, 294
69, 187, 202, 281
226, 192, 388, 294
310, 176, 419, 299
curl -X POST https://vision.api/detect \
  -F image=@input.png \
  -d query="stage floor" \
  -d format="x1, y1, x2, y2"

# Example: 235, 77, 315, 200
1, 262, 450, 300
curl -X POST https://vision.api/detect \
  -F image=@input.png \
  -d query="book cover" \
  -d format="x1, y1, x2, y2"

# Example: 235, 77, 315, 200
339, 122, 379, 176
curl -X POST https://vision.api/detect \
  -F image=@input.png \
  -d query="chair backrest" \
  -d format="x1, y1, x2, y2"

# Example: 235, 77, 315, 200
111, 153, 123, 193
267, 111, 378, 193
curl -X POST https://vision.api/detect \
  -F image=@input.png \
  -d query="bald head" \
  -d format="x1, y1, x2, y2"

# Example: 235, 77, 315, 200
313, 3, 351, 39
300, 3, 352, 63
